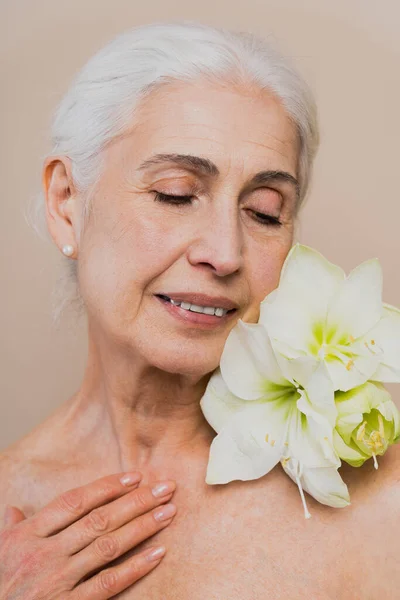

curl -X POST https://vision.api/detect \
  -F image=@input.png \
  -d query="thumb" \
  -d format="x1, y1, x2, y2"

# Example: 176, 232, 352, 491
3, 504, 26, 527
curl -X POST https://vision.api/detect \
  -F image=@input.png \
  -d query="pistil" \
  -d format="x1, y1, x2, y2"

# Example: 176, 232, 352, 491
281, 456, 311, 519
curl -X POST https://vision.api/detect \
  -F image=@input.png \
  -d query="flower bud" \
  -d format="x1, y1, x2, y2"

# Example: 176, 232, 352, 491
333, 381, 400, 468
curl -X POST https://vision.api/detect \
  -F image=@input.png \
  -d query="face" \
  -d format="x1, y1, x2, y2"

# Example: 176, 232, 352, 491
74, 80, 299, 376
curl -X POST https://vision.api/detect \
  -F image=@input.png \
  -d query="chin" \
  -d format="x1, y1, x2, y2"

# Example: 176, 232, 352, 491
139, 337, 224, 378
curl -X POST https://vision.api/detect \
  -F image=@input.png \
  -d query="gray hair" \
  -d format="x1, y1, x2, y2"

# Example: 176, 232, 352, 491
30, 20, 319, 321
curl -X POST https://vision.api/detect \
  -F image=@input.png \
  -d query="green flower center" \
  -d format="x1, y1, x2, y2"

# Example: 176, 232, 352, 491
353, 410, 388, 468
308, 322, 378, 371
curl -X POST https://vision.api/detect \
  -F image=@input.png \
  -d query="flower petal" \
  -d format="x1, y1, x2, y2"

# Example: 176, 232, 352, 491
325, 351, 379, 392
302, 360, 337, 426
326, 259, 383, 343
260, 244, 345, 353
297, 465, 350, 508
377, 400, 400, 440
333, 429, 368, 467
335, 413, 364, 444
296, 397, 339, 466
205, 402, 288, 484
220, 320, 288, 400
280, 355, 319, 389
200, 368, 245, 433
367, 303, 400, 383
285, 398, 337, 469
336, 381, 391, 416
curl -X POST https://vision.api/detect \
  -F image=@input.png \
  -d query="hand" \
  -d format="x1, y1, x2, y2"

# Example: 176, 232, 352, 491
0, 472, 177, 599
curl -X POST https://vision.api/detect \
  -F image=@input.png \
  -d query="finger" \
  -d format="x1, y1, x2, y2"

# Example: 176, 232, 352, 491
70, 501, 176, 581
30, 472, 142, 537
3, 505, 26, 527
62, 480, 176, 555
70, 545, 166, 600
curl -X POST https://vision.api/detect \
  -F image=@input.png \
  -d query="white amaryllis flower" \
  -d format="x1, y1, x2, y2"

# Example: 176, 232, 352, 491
200, 321, 350, 518
259, 244, 400, 392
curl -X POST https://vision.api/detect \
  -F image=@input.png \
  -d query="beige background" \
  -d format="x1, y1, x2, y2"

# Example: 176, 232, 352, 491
1, 0, 399, 450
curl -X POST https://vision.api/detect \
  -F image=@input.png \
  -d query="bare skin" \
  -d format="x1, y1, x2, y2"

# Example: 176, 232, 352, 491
1, 420, 399, 599
1, 80, 399, 598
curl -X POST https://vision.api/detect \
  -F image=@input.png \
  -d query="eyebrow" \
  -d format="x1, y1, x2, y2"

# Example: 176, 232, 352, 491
138, 153, 300, 199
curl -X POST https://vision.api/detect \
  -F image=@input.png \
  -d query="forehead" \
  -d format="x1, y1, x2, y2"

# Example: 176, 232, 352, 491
114, 79, 299, 177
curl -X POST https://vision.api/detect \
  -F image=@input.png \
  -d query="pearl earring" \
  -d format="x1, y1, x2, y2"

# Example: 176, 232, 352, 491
62, 244, 75, 257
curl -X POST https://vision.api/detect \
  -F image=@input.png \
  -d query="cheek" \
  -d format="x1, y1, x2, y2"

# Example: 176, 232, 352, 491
77, 207, 191, 318
244, 238, 291, 320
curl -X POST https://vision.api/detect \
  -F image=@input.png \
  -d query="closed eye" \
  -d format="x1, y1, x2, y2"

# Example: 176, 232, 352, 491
153, 192, 194, 205
153, 192, 282, 227
251, 210, 282, 227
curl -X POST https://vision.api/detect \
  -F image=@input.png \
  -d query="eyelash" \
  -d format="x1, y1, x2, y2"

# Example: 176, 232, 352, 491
153, 192, 282, 227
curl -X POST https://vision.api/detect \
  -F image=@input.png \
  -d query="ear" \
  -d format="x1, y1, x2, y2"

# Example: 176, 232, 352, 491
42, 156, 81, 259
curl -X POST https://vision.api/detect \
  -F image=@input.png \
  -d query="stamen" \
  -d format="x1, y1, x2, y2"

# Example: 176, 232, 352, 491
330, 347, 354, 365
270, 439, 276, 447
368, 431, 383, 447
330, 346, 368, 379
364, 341, 377, 355
265, 433, 269, 443
356, 421, 367, 442
364, 339, 383, 356
378, 414, 385, 438
349, 335, 355, 343
357, 414, 387, 465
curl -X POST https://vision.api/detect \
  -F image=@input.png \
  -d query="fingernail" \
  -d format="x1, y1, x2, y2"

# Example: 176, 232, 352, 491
120, 472, 142, 486
152, 480, 176, 498
154, 503, 176, 522
146, 545, 166, 561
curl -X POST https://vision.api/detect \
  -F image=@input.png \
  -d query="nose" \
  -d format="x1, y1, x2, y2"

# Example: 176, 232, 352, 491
186, 200, 244, 277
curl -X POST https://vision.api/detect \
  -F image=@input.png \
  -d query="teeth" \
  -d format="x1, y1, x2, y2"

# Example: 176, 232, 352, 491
189, 304, 205, 313
166, 297, 228, 317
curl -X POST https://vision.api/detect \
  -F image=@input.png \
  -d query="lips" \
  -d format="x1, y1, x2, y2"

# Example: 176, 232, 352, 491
155, 292, 239, 311
155, 293, 238, 328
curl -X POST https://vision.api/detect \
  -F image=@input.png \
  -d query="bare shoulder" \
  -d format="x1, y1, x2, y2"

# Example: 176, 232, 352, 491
0, 417, 74, 523
0, 395, 91, 523
0, 446, 76, 526
338, 443, 400, 596
0, 434, 48, 519
342, 441, 400, 503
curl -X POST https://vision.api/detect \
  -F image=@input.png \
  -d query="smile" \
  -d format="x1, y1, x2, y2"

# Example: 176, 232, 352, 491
158, 295, 229, 317
155, 294, 238, 328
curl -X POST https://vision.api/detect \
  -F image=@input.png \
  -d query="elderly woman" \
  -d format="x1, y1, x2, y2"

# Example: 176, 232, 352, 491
0, 21, 398, 599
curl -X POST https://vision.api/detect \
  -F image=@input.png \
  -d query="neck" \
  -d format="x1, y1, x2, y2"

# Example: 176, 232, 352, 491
67, 330, 217, 478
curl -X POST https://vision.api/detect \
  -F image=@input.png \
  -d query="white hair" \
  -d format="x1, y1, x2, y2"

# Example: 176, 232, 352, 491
30, 20, 319, 321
